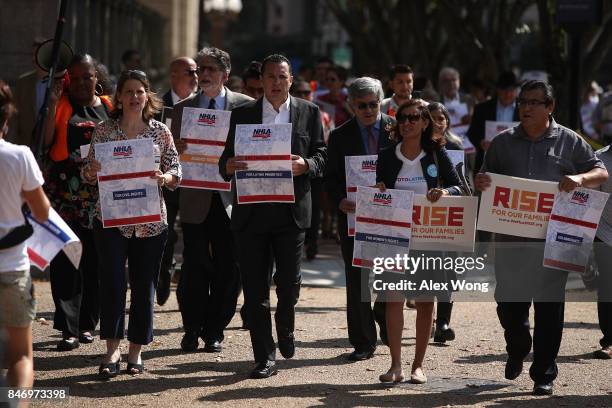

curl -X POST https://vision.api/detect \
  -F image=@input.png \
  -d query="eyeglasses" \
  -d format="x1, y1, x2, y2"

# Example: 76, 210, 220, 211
356, 101, 379, 111
185, 68, 198, 76
396, 113, 422, 123
517, 98, 548, 107
198, 65, 220, 74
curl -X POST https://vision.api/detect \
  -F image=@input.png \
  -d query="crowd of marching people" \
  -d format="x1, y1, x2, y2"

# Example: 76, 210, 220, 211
1, 38, 612, 404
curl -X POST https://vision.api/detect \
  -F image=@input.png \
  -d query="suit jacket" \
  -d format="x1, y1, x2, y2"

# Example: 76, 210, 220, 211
219, 96, 327, 231
466, 97, 519, 172
171, 87, 253, 224
376, 144, 462, 194
162, 90, 174, 108
10, 71, 39, 147
325, 114, 395, 210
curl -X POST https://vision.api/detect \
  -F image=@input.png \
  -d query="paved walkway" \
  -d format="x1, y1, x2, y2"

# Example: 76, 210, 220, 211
28, 238, 611, 407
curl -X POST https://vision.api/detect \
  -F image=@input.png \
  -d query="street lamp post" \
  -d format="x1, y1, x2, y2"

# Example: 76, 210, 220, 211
202, 0, 242, 49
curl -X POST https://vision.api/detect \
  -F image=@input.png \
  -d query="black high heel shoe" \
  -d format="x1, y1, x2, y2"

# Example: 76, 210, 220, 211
98, 358, 121, 380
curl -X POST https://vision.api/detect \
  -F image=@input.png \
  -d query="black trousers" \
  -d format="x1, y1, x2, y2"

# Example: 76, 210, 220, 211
235, 205, 303, 363
305, 178, 322, 251
494, 239, 568, 384
50, 224, 99, 337
159, 188, 179, 280
338, 212, 386, 353
594, 238, 612, 348
94, 223, 166, 345
177, 194, 240, 342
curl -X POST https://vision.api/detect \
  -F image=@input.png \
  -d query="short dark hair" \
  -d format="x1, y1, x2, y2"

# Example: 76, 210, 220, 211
326, 65, 348, 82
242, 61, 262, 82
196, 47, 231, 73
111, 70, 162, 121
261, 54, 292, 75
121, 49, 140, 64
290, 78, 311, 94
0, 80, 17, 125
389, 64, 413, 80
519, 80, 554, 106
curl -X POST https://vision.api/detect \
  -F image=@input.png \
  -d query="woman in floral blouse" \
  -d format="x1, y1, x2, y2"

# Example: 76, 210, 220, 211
83, 70, 181, 379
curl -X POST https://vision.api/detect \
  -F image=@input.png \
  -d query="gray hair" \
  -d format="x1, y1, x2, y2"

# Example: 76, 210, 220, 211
195, 47, 231, 73
438, 66, 460, 82
347, 77, 384, 103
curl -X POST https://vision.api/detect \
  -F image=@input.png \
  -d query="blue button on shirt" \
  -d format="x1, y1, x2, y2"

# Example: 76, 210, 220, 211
357, 114, 382, 154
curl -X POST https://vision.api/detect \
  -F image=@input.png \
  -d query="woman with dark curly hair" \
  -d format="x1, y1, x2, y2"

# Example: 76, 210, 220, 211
43, 53, 113, 351
375, 99, 462, 384
83, 70, 180, 379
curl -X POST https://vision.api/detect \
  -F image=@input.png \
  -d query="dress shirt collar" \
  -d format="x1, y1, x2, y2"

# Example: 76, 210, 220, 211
263, 95, 290, 114
171, 89, 194, 105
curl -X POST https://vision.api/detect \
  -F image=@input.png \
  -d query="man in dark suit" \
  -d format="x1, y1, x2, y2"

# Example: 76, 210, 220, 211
466, 71, 520, 173
171, 47, 252, 353
155, 56, 198, 306
219, 54, 326, 378
326, 77, 391, 361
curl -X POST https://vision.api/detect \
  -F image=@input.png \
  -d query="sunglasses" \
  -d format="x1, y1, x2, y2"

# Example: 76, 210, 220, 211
356, 101, 379, 111
185, 68, 198, 76
396, 113, 422, 123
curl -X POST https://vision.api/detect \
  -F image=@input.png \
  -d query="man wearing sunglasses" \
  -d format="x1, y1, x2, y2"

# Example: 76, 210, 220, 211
326, 77, 393, 362
154, 56, 199, 307
475, 80, 608, 396
171, 47, 253, 355
160, 57, 198, 110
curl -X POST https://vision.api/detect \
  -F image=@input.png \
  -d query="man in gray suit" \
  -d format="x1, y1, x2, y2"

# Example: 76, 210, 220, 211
171, 47, 252, 353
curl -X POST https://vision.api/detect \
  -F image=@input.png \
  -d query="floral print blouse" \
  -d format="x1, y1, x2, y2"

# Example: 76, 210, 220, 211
86, 118, 181, 238
44, 100, 110, 229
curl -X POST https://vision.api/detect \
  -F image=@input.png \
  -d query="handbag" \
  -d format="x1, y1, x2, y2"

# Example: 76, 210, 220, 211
432, 150, 472, 196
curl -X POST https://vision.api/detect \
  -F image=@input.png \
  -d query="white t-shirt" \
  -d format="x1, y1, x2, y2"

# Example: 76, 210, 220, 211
394, 145, 428, 195
0, 139, 44, 272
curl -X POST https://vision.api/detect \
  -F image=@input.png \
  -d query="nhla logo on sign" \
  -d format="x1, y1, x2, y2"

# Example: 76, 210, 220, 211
198, 113, 216, 125
113, 145, 133, 157
361, 160, 377, 171
373, 192, 392, 205
252, 128, 271, 139
570, 191, 589, 205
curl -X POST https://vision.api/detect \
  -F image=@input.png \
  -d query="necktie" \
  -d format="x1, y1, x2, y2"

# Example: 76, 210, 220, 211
208, 98, 216, 109
367, 125, 377, 155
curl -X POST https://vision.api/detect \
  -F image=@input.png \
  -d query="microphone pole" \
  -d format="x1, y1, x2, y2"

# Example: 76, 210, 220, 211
34, 0, 69, 165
